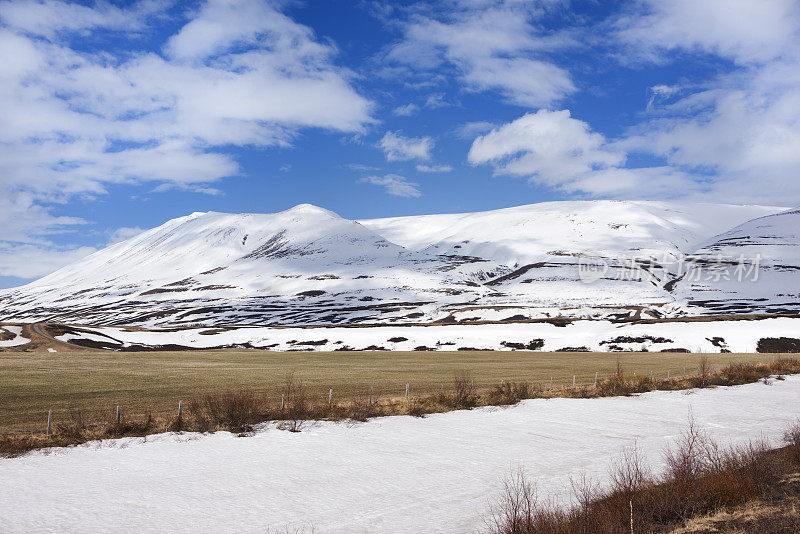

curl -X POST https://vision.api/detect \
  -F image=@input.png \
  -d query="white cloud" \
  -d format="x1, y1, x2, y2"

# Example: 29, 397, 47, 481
646, 84, 681, 111
424, 93, 450, 108
615, 0, 800, 65
454, 121, 498, 139
378, 131, 434, 161
0, 242, 97, 279
468, 109, 702, 198
0, 0, 373, 280
0, 0, 162, 38
416, 164, 452, 173
469, 110, 624, 184
385, 1, 576, 107
359, 174, 421, 198
347, 163, 381, 172
610, 0, 800, 204
464, 1, 800, 204
393, 103, 419, 116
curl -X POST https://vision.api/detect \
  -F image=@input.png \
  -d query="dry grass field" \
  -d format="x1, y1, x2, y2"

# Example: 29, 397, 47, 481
0, 349, 775, 434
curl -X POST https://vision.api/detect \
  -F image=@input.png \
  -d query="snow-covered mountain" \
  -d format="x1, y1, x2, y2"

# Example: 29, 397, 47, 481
674, 207, 800, 315
0, 201, 794, 327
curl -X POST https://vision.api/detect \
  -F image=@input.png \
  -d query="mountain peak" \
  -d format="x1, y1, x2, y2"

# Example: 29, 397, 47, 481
281, 203, 339, 218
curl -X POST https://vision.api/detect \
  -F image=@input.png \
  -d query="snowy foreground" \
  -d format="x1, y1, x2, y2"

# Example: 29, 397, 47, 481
2, 377, 800, 533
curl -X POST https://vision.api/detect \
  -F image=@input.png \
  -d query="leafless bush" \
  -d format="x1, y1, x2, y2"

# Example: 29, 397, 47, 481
596, 361, 636, 396
406, 397, 430, 417
453, 370, 477, 408
113, 412, 155, 436
718, 362, 763, 384
610, 443, 651, 497
699, 355, 710, 386
56, 410, 87, 439
487, 419, 800, 534
348, 390, 379, 422
663, 416, 708, 486
784, 420, 800, 460
189, 390, 265, 433
282, 372, 308, 432
486, 469, 538, 533
487, 381, 531, 405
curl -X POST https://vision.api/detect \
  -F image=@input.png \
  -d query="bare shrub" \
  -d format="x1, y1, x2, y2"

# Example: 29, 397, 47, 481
664, 416, 708, 486
349, 391, 378, 422
487, 380, 531, 406
610, 443, 651, 497
56, 410, 87, 439
784, 420, 800, 460
407, 398, 428, 418
718, 362, 762, 385
569, 474, 601, 532
282, 372, 308, 432
596, 360, 635, 396
694, 355, 710, 387
189, 390, 265, 433
453, 370, 477, 408
487, 418, 800, 534
113, 412, 155, 436
486, 469, 538, 533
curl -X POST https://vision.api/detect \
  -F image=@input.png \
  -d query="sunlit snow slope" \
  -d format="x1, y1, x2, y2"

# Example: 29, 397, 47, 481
675, 207, 800, 314
0, 201, 792, 327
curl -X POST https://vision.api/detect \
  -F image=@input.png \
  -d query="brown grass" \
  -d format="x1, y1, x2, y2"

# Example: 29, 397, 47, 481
2, 358, 799, 457
486, 420, 800, 534
0, 349, 783, 435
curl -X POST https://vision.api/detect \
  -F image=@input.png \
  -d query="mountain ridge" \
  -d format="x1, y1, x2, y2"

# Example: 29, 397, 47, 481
0, 200, 795, 327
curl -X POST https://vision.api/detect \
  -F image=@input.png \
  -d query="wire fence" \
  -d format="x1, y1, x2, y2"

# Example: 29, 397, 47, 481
4, 355, 785, 435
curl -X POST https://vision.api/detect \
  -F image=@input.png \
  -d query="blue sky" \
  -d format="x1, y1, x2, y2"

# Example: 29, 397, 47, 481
1, 0, 800, 287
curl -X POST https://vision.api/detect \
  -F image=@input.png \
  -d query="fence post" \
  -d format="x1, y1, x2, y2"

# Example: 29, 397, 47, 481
549, 377, 553, 389
329, 388, 333, 408
370, 386, 374, 405
178, 400, 182, 419
281, 393, 285, 410
47, 410, 52, 436
667, 370, 670, 379
500, 379, 504, 388
594, 371, 598, 387
115, 405, 120, 426
572, 375, 576, 388
650, 370, 653, 380
405, 383, 409, 398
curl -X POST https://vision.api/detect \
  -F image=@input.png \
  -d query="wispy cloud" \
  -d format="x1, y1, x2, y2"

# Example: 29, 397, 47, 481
416, 164, 452, 173
610, 0, 800, 203
378, 131, 434, 161
393, 103, 419, 116
454, 121, 498, 139
359, 174, 421, 197
383, 1, 576, 107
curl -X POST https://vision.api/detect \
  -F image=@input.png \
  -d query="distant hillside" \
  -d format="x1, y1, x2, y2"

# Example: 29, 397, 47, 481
0, 201, 793, 327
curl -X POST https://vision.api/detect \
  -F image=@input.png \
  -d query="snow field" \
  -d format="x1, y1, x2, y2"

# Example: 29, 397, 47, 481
1, 376, 799, 533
